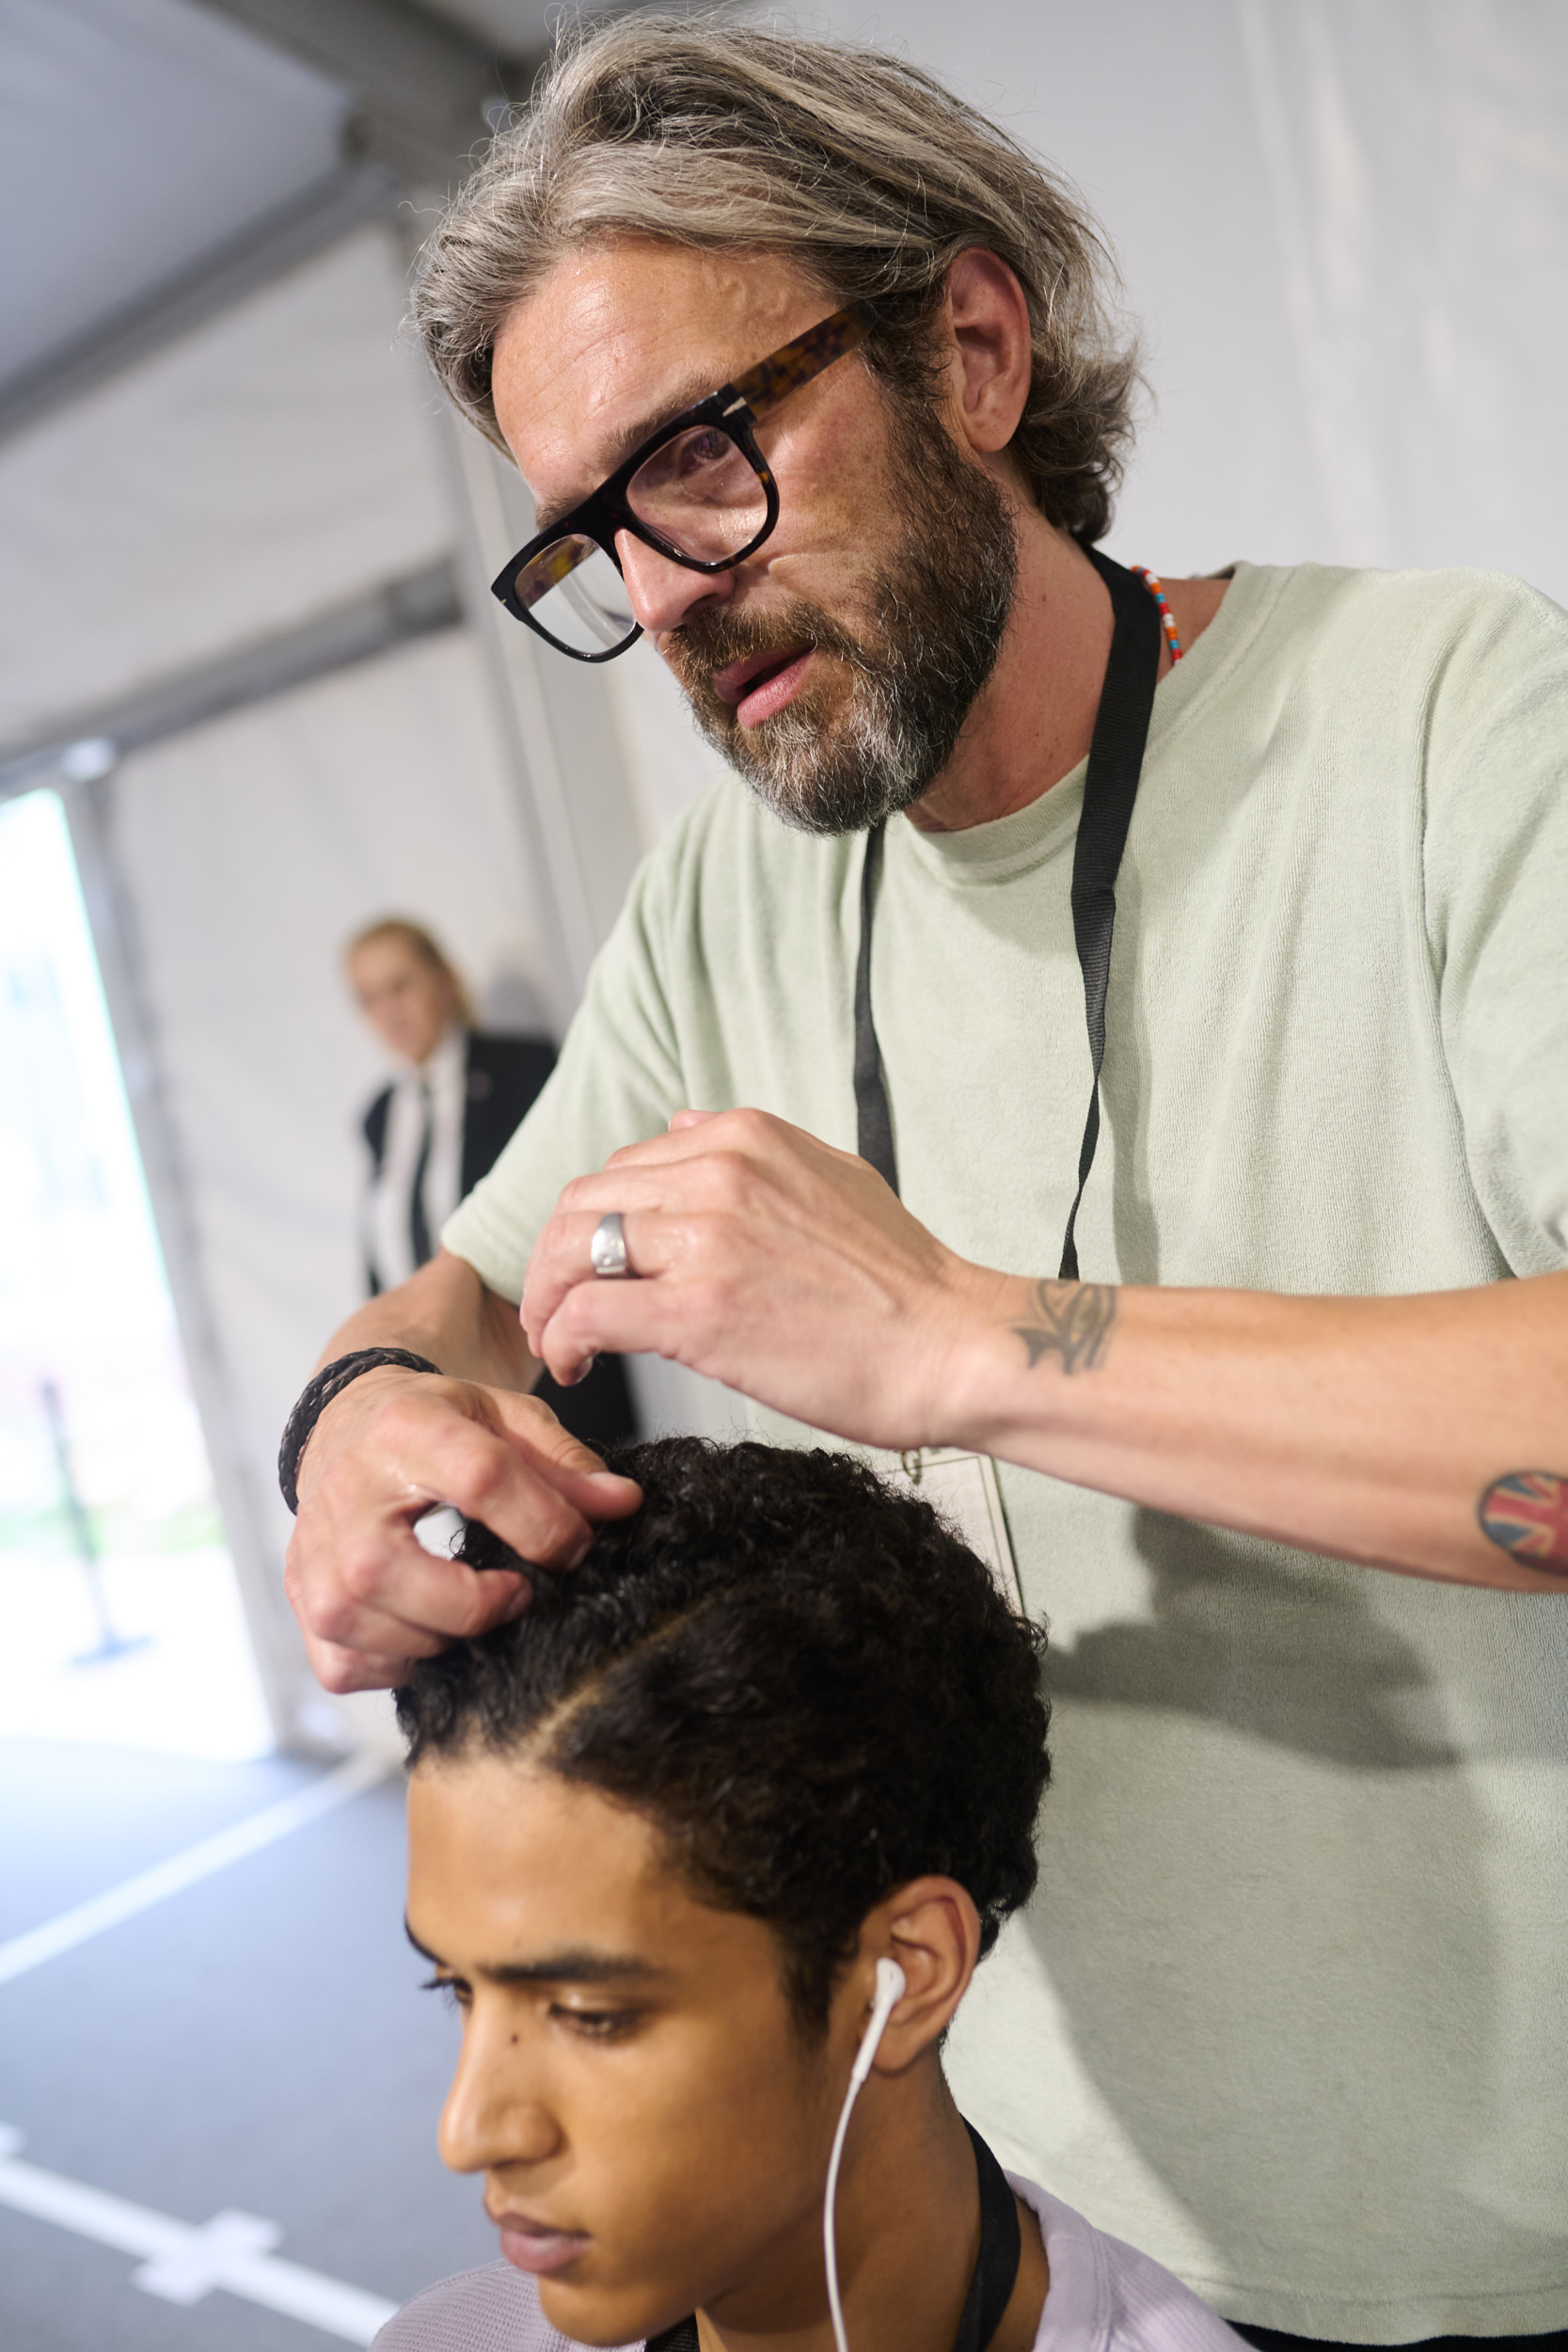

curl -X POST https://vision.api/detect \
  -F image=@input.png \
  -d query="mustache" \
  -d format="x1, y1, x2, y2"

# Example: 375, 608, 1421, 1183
666, 595, 875, 703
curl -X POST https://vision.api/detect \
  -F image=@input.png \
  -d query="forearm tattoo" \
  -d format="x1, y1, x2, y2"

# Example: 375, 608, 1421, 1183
1012, 1279, 1117, 1375
1477, 1470, 1568, 1575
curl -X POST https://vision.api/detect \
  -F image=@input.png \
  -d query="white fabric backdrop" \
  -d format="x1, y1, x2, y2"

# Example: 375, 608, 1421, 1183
2, 0, 346, 382
0, 227, 450, 741
795, 0, 1568, 600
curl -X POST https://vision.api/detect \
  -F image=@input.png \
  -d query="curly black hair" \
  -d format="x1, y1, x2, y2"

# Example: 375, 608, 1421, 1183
397, 1438, 1050, 2032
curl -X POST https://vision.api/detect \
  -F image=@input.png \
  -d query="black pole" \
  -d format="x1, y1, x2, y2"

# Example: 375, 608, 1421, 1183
39, 1377, 148, 1665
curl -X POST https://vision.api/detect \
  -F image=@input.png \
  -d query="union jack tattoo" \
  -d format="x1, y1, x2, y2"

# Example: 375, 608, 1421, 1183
1477, 1470, 1568, 1573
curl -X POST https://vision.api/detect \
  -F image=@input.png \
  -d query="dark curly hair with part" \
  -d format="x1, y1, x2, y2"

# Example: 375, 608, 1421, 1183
396, 1437, 1051, 2032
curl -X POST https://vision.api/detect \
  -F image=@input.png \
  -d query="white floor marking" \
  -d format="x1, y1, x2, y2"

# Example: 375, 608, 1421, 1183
0, 2126, 398, 2343
0, 1751, 388, 1986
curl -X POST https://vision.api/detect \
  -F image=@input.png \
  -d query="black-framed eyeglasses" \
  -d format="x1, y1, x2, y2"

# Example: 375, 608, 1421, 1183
489, 301, 879, 662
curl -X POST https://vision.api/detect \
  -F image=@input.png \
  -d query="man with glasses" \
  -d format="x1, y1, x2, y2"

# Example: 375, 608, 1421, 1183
278, 18, 1568, 2352
493, 303, 875, 666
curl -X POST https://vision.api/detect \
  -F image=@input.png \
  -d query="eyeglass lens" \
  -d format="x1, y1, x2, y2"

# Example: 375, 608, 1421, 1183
515, 534, 636, 658
626, 424, 769, 561
513, 423, 771, 654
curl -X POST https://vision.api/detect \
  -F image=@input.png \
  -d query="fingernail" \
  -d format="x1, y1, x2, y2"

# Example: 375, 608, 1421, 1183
587, 1470, 638, 1491
503, 1579, 534, 1619
564, 1534, 593, 1570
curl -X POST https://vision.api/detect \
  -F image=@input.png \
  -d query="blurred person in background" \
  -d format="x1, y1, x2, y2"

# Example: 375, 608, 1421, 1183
346, 917, 634, 1450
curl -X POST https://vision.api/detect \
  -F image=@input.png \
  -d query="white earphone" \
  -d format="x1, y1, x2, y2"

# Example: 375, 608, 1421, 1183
823, 1958, 907, 2352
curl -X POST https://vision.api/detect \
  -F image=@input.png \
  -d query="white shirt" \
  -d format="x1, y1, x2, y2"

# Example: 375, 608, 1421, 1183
364, 1025, 467, 1292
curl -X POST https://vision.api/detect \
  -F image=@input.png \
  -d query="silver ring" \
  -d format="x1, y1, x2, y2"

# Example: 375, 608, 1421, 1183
590, 1211, 631, 1279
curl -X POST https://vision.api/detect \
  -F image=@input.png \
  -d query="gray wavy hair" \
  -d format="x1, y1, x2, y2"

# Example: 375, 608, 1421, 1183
410, 15, 1143, 541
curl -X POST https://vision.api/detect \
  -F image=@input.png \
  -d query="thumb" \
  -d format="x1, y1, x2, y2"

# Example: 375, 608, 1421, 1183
669, 1107, 718, 1131
487, 1387, 643, 1515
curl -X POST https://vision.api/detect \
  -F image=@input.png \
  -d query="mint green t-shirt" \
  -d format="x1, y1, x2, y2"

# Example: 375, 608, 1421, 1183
445, 562, 1568, 2340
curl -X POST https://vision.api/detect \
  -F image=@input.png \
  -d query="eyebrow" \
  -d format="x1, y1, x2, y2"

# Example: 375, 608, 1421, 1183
404, 1917, 668, 1987
531, 364, 731, 539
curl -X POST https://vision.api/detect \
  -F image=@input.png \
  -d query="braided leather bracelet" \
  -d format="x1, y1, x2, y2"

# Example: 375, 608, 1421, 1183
277, 1346, 441, 1514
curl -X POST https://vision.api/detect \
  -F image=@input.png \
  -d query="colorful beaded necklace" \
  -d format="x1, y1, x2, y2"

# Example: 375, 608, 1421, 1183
1131, 564, 1184, 661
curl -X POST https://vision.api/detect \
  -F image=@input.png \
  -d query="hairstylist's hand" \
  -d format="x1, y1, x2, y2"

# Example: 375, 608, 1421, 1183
284, 1256, 641, 1692
522, 1109, 1000, 1454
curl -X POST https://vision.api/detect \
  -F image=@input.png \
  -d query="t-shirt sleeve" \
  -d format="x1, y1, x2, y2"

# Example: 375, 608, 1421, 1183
1420, 574, 1568, 1274
439, 824, 691, 1303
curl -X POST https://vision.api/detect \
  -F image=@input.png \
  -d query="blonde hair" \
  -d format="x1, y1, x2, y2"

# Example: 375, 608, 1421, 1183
345, 917, 475, 1026
409, 14, 1142, 541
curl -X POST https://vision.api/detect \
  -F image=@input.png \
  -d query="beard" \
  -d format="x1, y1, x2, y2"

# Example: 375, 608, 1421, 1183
662, 403, 1020, 836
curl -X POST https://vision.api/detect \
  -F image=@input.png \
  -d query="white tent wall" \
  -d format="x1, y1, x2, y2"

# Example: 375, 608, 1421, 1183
3, 0, 1565, 1752
0, 227, 454, 739
3, 0, 349, 385
781, 0, 1568, 597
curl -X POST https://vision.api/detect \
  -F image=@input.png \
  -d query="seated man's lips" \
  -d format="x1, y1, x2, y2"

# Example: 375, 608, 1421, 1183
494, 2212, 591, 2276
711, 645, 811, 708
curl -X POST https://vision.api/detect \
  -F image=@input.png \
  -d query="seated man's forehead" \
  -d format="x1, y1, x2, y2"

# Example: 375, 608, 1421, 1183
405, 1751, 783, 1992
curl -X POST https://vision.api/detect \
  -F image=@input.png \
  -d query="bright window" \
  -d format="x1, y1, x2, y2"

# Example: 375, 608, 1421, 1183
0, 787, 271, 1758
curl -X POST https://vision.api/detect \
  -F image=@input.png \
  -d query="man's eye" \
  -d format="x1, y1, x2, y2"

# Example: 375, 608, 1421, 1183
420, 1972, 469, 2010
677, 429, 728, 471
552, 2004, 640, 2042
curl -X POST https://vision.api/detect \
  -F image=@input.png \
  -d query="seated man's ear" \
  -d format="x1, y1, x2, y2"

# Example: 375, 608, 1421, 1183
854, 1876, 983, 2074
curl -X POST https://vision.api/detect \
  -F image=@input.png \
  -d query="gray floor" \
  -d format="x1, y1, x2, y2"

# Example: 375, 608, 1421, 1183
0, 1739, 497, 2350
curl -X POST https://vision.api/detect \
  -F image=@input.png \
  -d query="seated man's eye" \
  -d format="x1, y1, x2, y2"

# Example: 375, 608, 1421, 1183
554, 2005, 640, 2041
420, 1972, 469, 2010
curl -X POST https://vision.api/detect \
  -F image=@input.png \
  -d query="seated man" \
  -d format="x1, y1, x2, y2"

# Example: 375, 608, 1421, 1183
382, 1438, 1243, 2352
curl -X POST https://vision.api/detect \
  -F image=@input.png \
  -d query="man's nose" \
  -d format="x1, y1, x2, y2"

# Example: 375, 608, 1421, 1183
616, 528, 737, 636
437, 2026, 562, 2176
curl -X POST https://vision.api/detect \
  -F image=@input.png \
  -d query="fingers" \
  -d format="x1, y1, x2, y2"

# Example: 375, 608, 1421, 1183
484, 1386, 642, 1512
522, 1121, 796, 1348
518, 1106, 919, 1391
373, 1390, 602, 1565
287, 1502, 531, 1672
300, 1636, 424, 1696
521, 1208, 656, 1352
523, 1185, 689, 1356
597, 1105, 811, 1173
521, 1112, 853, 1361
534, 1278, 682, 1388
286, 1380, 644, 1692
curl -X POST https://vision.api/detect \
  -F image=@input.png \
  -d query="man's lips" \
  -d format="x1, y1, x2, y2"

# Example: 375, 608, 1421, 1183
710, 644, 814, 725
493, 2211, 591, 2277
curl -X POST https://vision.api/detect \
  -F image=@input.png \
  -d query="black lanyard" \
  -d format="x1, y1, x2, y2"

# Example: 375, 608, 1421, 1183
853, 544, 1163, 1281
951, 2119, 1024, 2352
646, 2120, 1022, 2352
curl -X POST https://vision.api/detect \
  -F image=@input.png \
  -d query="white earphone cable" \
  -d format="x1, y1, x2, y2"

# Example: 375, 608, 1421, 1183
823, 1959, 906, 2352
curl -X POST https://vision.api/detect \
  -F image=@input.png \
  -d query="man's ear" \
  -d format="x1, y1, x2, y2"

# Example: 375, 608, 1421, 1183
851, 1876, 983, 2075
938, 248, 1034, 461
